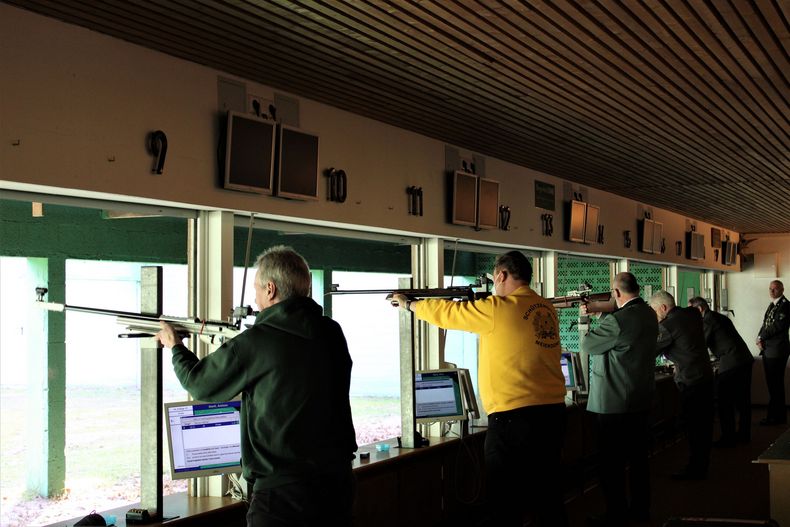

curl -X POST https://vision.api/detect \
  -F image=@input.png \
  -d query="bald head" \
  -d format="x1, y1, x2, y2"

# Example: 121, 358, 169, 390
612, 272, 639, 307
769, 280, 784, 300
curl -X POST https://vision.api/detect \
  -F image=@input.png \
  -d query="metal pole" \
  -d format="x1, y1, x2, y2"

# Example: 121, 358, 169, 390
140, 266, 163, 520
398, 277, 418, 448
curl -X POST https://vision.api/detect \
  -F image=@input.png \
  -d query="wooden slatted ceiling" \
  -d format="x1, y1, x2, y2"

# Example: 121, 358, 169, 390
6, 0, 789, 233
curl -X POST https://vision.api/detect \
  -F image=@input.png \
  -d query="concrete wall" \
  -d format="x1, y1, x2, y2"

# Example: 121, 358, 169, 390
0, 4, 740, 271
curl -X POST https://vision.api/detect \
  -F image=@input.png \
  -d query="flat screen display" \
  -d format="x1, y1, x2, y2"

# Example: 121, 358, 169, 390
561, 353, 577, 390
584, 204, 599, 244
276, 125, 319, 200
164, 400, 242, 479
477, 177, 500, 230
640, 219, 655, 254
415, 369, 466, 423
651, 221, 663, 254
568, 200, 587, 242
451, 171, 478, 226
223, 111, 276, 194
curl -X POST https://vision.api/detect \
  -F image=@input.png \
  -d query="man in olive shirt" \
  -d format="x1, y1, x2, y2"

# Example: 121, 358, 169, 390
689, 296, 754, 445
581, 272, 658, 527
391, 251, 567, 527
651, 290, 713, 480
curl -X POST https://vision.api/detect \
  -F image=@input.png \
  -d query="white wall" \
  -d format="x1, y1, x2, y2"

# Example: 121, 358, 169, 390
728, 234, 790, 405
1, 4, 741, 270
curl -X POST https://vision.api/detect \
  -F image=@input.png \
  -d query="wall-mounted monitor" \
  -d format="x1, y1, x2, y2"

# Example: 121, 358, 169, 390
652, 221, 663, 253
415, 369, 466, 423
164, 400, 242, 480
567, 200, 600, 244
639, 219, 655, 253
223, 111, 276, 194
276, 124, 319, 200
449, 170, 478, 227
584, 205, 600, 244
567, 200, 587, 243
639, 219, 663, 254
722, 241, 738, 265
686, 231, 706, 260
477, 177, 500, 230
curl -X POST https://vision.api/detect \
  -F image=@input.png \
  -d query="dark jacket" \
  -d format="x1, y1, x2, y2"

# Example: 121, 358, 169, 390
582, 297, 658, 414
758, 296, 790, 359
171, 296, 357, 490
702, 309, 753, 373
656, 306, 713, 388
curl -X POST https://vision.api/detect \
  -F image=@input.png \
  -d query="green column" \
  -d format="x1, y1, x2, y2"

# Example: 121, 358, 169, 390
26, 257, 66, 497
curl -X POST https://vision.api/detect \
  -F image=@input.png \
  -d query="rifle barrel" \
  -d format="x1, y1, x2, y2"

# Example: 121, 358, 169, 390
37, 301, 162, 320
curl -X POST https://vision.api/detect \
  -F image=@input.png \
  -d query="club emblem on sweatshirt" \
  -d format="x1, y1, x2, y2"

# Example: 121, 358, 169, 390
524, 304, 560, 348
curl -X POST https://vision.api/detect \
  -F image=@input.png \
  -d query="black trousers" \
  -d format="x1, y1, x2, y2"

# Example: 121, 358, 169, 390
484, 403, 568, 527
593, 411, 651, 522
716, 363, 753, 441
246, 466, 355, 527
678, 379, 714, 475
763, 355, 789, 423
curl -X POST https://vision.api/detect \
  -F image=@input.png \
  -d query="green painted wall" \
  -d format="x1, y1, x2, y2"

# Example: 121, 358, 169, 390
631, 261, 664, 299
233, 227, 411, 274
557, 256, 610, 353
0, 200, 188, 263
1, 199, 412, 273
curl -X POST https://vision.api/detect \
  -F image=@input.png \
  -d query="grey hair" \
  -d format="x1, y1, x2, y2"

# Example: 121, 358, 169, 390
650, 290, 676, 310
255, 245, 311, 300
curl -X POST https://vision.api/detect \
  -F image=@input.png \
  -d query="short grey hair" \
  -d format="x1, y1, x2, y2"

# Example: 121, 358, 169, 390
650, 290, 676, 310
255, 245, 311, 300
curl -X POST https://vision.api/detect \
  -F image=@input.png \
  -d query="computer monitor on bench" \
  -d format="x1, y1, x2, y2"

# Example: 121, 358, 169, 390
164, 400, 242, 479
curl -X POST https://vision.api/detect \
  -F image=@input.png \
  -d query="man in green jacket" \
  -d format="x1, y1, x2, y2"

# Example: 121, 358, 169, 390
581, 272, 658, 527
157, 246, 357, 527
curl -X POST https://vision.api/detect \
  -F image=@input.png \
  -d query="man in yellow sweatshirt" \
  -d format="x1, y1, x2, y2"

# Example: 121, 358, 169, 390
391, 250, 567, 527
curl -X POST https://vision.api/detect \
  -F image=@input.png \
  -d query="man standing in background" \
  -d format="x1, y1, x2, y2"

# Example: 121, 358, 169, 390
757, 280, 790, 426
651, 291, 713, 481
689, 296, 754, 446
581, 272, 658, 527
390, 251, 567, 527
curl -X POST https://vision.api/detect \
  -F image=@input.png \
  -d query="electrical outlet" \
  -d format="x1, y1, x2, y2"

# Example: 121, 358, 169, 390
247, 94, 273, 118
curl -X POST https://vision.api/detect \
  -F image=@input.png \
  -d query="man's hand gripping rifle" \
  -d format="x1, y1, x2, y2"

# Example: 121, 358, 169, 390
35, 287, 242, 345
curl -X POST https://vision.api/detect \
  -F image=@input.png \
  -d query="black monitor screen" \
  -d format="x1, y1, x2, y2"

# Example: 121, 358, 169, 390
277, 125, 319, 200
224, 111, 276, 194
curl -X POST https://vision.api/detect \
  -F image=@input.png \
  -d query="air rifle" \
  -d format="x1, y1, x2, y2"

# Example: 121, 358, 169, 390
329, 275, 492, 303
549, 286, 615, 313
34, 287, 242, 344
